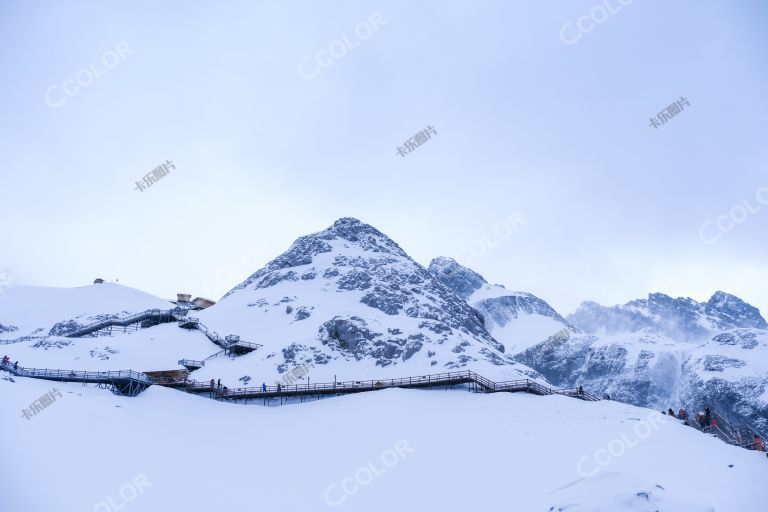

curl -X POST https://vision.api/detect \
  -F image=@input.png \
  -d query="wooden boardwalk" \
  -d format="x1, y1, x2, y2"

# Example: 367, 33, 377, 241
63, 309, 263, 357
1, 360, 598, 402
168, 370, 601, 402
65, 309, 181, 337
0, 361, 152, 396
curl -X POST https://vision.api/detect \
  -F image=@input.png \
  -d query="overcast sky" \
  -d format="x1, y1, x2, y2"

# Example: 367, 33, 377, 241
1, 0, 767, 316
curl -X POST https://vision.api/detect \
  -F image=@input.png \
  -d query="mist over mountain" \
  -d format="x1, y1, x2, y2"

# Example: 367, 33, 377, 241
518, 292, 768, 430
568, 291, 767, 341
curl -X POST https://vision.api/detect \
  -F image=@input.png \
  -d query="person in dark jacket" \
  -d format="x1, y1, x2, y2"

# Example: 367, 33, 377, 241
261, 382, 267, 392
704, 407, 711, 426
668, 408, 676, 418
210, 379, 215, 388
217, 379, 221, 389
578, 386, 584, 396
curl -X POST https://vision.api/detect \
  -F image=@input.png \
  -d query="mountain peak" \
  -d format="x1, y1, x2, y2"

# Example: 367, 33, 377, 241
709, 290, 743, 304
705, 290, 767, 330
428, 257, 487, 299
329, 217, 377, 237
322, 217, 408, 257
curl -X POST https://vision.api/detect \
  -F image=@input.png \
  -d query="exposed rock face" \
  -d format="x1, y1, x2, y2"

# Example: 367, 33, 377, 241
516, 333, 685, 410
0, 323, 18, 334
48, 312, 128, 337
428, 257, 571, 353
206, 218, 538, 380
474, 294, 568, 329
519, 294, 768, 431
705, 291, 768, 330
680, 329, 768, 431
428, 256, 487, 299
0, 283, 172, 339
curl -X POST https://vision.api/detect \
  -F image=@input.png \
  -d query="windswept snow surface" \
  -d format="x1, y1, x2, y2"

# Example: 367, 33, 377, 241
1, 375, 767, 511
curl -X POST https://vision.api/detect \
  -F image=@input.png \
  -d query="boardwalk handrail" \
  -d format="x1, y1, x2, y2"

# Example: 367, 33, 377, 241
66, 308, 185, 338
0, 360, 153, 385
0, 358, 602, 405
229, 340, 263, 350
691, 406, 768, 449
179, 318, 261, 353
178, 359, 205, 367
203, 349, 228, 361
175, 370, 600, 402
2, 353, 607, 408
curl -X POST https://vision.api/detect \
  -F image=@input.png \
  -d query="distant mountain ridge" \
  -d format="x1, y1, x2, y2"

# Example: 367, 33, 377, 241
519, 293, 768, 430
569, 291, 767, 341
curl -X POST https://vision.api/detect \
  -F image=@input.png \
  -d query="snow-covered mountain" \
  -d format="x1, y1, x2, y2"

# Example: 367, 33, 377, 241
0, 219, 543, 387
568, 291, 767, 341
428, 257, 572, 353
2, 218, 768, 511
193, 218, 541, 385
517, 293, 768, 430
3, 219, 766, 436
422, 259, 768, 432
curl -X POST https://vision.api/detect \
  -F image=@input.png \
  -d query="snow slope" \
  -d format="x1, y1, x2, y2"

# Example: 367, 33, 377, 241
0, 284, 172, 338
0, 323, 215, 373
2, 374, 766, 512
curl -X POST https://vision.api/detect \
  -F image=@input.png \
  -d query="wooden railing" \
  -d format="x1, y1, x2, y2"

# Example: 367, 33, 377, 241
172, 370, 600, 402
178, 359, 205, 368
689, 407, 768, 451
1, 359, 601, 405
66, 308, 184, 338
0, 360, 153, 385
